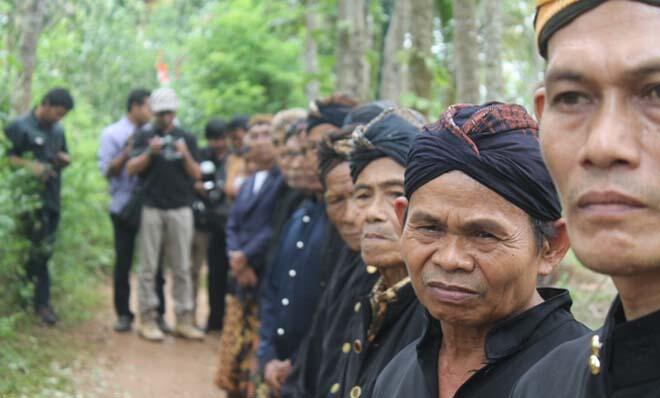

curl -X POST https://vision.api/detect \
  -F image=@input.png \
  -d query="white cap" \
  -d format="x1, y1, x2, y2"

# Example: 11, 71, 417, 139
150, 88, 178, 113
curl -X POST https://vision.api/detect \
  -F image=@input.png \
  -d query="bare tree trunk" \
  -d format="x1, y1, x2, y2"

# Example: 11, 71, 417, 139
336, 0, 370, 100
409, 0, 434, 107
12, 0, 46, 114
453, 0, 480, 104
304, 0, 320, 101
380, 0, 410, 102
483, 0, 504, 101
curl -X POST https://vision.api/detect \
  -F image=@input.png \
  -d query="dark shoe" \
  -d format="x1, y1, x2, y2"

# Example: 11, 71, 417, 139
37, 306, 58, 326
113, 315, 133, 332
157, 315, 172, 334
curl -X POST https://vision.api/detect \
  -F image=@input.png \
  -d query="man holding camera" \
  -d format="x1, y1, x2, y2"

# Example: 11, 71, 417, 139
191, 118, 231, 332
127, 88, 203, 341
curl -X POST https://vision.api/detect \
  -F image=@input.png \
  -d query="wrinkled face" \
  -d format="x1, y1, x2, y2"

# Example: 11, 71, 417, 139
282, 133, 306, 190
246, 123, 275, 166
398, 171, 556, 326
325, 162, 361, 251
41, 105, 69, 126
132, 101, 153, 126
304, 123, 338, 193
154, 111, 175, 130
537, 2, 660, 276
354, 157, 405, 268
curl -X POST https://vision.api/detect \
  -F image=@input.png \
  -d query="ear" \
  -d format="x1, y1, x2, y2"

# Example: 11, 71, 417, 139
534, 86, 547, 122
394, 196, 409, 234
537, 219, 570, 276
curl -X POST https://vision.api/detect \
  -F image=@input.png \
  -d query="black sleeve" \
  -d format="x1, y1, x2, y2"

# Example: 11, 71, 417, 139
130, 130, 151, 158
186, 133, 200, 161
60, 131, 69, 154
4, 121, 27, 157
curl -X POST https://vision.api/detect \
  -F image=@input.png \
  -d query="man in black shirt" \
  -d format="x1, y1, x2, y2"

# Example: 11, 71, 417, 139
511, 2, 660, 397
373, 103, 588, 398
4, 87, 74, 325
127, 88, 203, 341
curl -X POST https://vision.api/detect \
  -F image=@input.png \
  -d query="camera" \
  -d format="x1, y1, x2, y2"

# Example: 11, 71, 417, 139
193, 160, 229, 230
161, 135, 183, 161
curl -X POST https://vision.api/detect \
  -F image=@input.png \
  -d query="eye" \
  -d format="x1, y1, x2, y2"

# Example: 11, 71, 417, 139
474, 231, 497, 240
552, 91, 591, 107
642, 84, 660, 102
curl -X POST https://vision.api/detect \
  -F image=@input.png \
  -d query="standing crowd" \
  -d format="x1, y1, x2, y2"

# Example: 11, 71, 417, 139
5, 1, 660, 397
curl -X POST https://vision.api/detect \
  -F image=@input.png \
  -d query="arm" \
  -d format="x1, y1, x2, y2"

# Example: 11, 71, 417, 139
99, 129, 131, 179
126, 133, 159, 176
175, 135, 201, 181
257, 261, 280, 370
4, 123, 52, 180
54, 132, 71, 169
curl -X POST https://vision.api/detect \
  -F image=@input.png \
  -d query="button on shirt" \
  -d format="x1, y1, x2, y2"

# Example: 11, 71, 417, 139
374, 288, 590, 398
258, 200, 330, 368
511, 296, 660, 398
98, 116, 141, 214
4, 111, 68, 212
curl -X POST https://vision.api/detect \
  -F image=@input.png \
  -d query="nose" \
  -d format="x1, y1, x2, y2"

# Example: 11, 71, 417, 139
342, 197, 358, 226
430, 235, 474, 273
580, 95, 641, 170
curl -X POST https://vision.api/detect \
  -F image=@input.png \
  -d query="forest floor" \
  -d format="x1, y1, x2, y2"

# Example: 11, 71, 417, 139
68, 276, 226, 398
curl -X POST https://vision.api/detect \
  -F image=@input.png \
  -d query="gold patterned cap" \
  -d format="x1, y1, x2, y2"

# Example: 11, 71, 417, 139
535, 0, 660, 58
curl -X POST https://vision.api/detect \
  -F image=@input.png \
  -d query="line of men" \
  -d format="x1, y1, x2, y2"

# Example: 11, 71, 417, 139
5, 1, 659, 396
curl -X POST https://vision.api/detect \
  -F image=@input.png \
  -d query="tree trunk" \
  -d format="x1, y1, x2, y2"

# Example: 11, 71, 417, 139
336, 0, 370, 100
408, 0, 434, 107
453, 0, 480, 104
12, 0, 46, 114
483, 0, 504, 101
380, 0, 410, 102
304, 0, 320, 101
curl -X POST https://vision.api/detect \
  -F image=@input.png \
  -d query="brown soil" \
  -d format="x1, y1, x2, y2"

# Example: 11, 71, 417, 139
71, 276, 226, 398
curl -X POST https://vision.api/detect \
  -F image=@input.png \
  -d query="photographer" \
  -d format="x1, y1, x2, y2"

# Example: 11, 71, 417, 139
126, 88, 203, 342
191, 118, 230, 332
4, 88, 74, 326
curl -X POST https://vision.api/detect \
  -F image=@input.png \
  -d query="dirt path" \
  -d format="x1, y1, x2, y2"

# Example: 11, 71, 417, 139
71, 277, 226, 398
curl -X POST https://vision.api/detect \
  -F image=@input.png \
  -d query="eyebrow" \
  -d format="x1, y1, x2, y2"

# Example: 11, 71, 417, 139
544, 69, 586, 85
408, 210, 443, 225
622, 60, 660, 83
408, 210, 509, 234
354, 178, 403, 192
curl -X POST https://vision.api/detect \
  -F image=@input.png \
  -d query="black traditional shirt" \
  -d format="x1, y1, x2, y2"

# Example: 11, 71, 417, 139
4, 111, 69, 212
281, 250, 379, 398
511, 296, 660, 398
374, 288, 589, 398
332, 277, 426, 398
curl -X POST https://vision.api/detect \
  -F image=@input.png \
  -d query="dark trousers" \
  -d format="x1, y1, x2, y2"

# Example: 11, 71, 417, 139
25, 209, 60, 310
207, 227, 228, 330
110, 213, 166, 319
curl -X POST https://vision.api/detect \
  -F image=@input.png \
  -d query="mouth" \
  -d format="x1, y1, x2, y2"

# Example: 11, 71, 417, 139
426, 281, 479, 304
362, 232, 391, 241
577, 190, 646, 216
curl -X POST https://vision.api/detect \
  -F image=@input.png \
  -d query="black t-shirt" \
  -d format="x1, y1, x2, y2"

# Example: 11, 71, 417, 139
131, 126, 199, 210
4, 112, 68, 212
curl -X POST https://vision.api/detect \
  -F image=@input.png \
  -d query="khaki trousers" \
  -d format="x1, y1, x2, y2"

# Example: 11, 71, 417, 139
191, 229, 210, 317
138, 206, 194, 317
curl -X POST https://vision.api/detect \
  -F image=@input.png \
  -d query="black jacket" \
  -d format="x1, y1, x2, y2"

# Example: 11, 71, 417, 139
333, 279, 426, 398
374, 288, 589, 398
281, 250, 379, 398
511, 297, 660, 398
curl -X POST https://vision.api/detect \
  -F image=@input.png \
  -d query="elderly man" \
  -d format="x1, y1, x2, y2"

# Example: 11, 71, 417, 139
511, 2, 660, 397
325, 109, 427, 398
373, 103, 589, 398
280, 102, 389, 398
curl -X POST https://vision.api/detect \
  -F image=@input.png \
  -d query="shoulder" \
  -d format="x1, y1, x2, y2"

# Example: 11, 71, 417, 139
373, 341, 422, 397
511, 333, 593, 397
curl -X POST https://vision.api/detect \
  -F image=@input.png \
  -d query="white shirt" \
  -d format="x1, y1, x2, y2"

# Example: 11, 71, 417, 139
253, 170, 269, 195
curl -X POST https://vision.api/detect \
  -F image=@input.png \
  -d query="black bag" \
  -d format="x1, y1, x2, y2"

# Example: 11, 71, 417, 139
117, 186, 143, 229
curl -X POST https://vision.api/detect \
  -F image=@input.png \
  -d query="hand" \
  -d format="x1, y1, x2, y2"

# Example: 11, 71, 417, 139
149, 136, 163, 155
236, 267, 257, 288
174, 138, 189, 156
194, 181, 207, 197
54, 152, 71, 169
264, 360, 292, 394
229, 251, 247, 274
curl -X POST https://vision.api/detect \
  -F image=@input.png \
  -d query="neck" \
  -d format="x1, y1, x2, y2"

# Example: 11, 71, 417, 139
255, 159, 274, 171
613, 268, 660, 320
379, 264, 408, 288
439, 321, 489, 363
34, 106, 46, 124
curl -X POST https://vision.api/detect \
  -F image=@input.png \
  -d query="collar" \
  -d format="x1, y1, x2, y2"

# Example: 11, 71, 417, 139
416, 288, 574, 393
367, 276, 414, 342
595, 297, 660, 391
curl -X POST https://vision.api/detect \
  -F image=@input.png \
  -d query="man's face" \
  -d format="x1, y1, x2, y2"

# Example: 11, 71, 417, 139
537, 2, 660, 276
154, 111, 175, 130
398, 171, 559, 326
282, 133, 305, 190
208, 136, 228, 156
325, 162, 361, 251
304, 123, 337, 193
246, 123, 275, 165
133, 101, 153, 126
41, 105, 69, 126
354, 157, 406, 269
